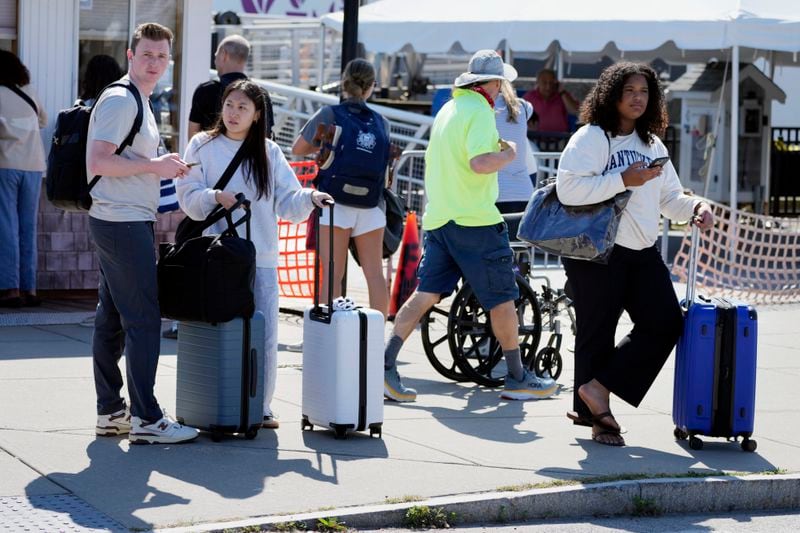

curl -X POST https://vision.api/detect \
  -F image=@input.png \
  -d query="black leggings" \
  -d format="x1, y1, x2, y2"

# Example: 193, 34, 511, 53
563, 245, 684, 418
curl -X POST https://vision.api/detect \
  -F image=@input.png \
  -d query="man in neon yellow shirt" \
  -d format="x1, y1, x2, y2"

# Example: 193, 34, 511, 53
383, 50, 558, 403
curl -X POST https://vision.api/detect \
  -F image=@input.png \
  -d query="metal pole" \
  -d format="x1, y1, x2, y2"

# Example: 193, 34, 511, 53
340, 0, 360, 74
730, 46, 739, 211
729, 46, 740, 262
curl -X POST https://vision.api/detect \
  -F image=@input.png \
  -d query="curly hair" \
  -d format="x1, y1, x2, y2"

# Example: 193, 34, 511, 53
579, 62, 668, 145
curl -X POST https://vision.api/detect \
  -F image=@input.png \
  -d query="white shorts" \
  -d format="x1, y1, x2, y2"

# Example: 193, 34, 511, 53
320, 203, 385, 237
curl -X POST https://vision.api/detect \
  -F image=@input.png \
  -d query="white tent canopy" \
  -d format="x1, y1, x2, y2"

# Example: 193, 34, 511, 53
322, 0, 800, 63
322, 0, 800, 207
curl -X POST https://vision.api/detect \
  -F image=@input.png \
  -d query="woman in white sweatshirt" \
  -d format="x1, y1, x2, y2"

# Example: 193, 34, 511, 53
178, 79, 332, 429
556, 62, 713, 446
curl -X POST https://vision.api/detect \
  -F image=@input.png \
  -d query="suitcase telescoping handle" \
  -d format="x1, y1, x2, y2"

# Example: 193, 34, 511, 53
685, 220, 701, 308
312, 199, 335, 321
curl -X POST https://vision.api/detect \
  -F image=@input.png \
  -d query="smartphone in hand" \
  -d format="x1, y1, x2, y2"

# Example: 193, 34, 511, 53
648, 156, 670, 168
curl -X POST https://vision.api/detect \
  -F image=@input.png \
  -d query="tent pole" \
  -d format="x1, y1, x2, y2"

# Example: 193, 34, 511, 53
729, 45, 740, 263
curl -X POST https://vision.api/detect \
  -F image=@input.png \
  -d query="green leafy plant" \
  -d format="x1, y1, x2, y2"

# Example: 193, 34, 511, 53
403, 505, 456, 529
631, 496, 662, 517
316, 517, 346, 532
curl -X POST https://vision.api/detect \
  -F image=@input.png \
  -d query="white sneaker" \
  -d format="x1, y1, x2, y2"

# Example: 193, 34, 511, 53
96, 407, 131, 436
129, 413, 199, 445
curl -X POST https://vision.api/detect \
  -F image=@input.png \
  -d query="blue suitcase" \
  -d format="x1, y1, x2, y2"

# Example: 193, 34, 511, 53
673, 226, 758, 452
176, 313, 265, 441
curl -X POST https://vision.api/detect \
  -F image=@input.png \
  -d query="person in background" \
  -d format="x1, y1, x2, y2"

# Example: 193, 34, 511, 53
86, 22, 198, 444
291, 59, 390, 322
495, 79, 537, 215
178, 79, 333, 430
78, 54, 124, 106
0, 50, 47, 308
523, 68, 579, 133
188, 35, 251, 138
557, 62, 714, 447
382, 50, 559, 403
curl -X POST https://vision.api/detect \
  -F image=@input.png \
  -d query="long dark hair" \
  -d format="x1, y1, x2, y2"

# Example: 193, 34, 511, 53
0, 50, 31, 87
81, 54, 124, 101
579, 62, 668, 144
207, 79, 271, 200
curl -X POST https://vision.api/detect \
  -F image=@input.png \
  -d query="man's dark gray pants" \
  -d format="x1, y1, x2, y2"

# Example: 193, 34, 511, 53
89, 217, 163, 422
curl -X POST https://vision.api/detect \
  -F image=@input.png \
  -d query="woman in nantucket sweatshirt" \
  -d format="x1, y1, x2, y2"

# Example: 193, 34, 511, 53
178, 79, 332, 429
556, 62, 714, 447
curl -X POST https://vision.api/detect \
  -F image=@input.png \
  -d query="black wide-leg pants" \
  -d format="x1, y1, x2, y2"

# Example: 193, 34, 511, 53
563, 245, 684, 419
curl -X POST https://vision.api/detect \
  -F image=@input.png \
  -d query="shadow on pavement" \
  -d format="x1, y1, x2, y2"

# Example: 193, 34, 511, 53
552, 437, 777, 480
25, 429, 386, 530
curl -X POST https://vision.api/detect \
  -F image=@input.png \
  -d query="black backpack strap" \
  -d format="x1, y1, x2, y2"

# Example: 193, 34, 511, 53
8, 85, 38, 115
87, 80, 145, 192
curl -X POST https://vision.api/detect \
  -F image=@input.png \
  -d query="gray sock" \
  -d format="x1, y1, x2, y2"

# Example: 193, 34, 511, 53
384, 334, 404, 370
504, 348, 524, 381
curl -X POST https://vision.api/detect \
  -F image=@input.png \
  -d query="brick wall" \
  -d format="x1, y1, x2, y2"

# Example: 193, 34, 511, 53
36, 183, 186, 292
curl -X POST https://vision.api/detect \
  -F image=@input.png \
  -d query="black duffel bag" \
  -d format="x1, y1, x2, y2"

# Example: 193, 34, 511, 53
158, 193, 256, 323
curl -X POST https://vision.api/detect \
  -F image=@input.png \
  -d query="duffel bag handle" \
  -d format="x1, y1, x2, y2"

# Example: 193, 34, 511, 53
222, 192, 252, 240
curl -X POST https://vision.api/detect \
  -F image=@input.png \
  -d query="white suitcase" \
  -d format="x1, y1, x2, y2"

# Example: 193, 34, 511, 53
301, 203, 384, 438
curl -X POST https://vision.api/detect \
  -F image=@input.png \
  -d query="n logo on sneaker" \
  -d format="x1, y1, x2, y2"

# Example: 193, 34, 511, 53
158, 422, 169, 431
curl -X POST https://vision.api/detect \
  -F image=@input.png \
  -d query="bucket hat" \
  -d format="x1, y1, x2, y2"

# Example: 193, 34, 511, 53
454, 49, 518, 87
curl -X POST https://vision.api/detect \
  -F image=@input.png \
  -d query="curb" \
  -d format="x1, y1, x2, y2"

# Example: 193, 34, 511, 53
157, 473, 800, 532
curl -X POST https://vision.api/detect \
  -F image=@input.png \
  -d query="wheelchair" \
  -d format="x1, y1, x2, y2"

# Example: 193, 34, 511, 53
419, 213, 571, 388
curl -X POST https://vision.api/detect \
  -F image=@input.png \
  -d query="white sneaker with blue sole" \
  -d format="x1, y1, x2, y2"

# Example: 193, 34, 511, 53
501, 370, 559, 400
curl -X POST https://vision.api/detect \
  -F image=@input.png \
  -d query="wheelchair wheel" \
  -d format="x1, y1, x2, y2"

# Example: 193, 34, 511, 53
533, 346, 563, 381
448, 274, 542, 387
421, 301, 471, 382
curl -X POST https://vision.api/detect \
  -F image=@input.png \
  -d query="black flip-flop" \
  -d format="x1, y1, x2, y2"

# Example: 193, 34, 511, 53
567, 410, 627, 434
566, 411, 593, 428
592, 429, 625, 447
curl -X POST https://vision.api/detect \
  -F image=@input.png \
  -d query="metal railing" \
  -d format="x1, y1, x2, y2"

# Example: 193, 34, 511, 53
254, 79, 435, 157
215, 20, 342, 88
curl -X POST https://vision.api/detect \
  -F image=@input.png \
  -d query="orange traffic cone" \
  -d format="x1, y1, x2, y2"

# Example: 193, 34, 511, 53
389, 211, 421, 320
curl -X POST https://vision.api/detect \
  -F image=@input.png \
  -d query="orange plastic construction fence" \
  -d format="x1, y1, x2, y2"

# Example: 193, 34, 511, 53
277, 161, 317, 299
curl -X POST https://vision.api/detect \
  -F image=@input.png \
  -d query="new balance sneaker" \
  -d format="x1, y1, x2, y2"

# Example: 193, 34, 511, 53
501, 370, 559, 400
129, 413, 199, 444
96, 407, 131, 436
384, 366, 417, 402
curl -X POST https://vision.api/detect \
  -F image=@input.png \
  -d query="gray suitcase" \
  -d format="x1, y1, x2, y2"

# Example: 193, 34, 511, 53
176, 312, 265, 441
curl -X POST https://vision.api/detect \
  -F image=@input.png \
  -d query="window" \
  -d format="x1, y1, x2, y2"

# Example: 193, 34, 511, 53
77, 0, 182, 150
0, 0, 17, 52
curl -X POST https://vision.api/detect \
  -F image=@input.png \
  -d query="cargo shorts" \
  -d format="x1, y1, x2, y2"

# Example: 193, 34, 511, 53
417, 220, 518, 311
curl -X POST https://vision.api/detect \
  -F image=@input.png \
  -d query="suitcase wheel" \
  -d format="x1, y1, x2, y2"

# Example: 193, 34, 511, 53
211, 429, 224, 443
245, 428, 258, 440
370, 427, 382, 439
334, 427, 348, 440
741, 438, 757, 452
673, 427, 689, 441
301, 416, 313, 431
689, 436, 703, 450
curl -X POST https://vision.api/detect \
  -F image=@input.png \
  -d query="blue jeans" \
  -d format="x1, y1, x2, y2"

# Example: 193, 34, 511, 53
0, 169, 42, 291
89, 217, 163, 421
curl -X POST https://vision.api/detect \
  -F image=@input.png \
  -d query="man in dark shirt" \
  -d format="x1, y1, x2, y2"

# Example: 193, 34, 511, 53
187, 35, 251, 138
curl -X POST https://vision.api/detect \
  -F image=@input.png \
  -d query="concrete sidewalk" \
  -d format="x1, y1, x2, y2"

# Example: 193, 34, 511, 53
1, 264, 799, 531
